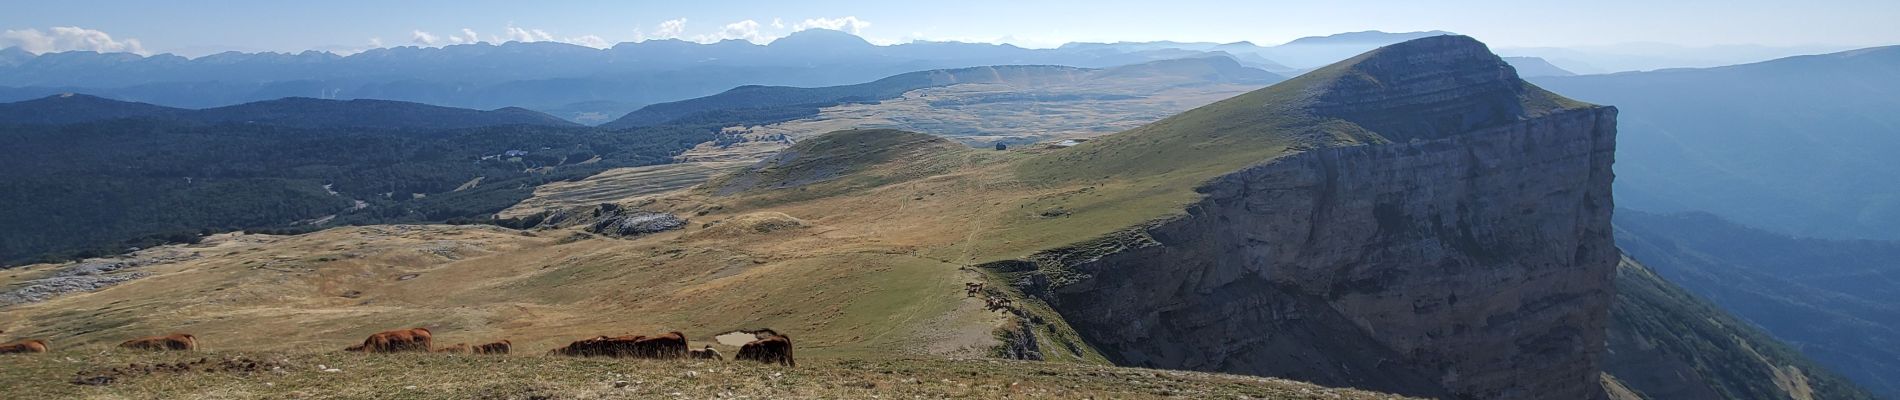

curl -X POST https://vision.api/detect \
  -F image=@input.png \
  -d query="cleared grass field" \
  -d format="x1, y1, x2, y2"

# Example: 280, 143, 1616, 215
498, 162, 749, 218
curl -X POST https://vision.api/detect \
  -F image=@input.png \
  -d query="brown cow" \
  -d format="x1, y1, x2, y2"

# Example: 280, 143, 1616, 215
120, 333, 198, 351
688, 345, 723, 360
473, 340, 511, 355
434, 343, 469, 353
549, 332, 687, 359
734, 330, 794, 367
344, 327, 433, 353
0, 339, 48, 354
548, 335, 643, 357
633, 332, 688, 359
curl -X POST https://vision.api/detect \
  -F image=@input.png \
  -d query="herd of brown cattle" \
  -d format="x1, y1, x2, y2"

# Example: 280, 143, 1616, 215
0, 328, 794, 366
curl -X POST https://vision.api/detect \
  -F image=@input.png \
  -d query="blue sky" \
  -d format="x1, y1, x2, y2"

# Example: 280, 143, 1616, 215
3, 0, 1897, 56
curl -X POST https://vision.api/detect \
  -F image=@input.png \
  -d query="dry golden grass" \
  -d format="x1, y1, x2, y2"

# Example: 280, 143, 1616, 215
498, 161, 749, 218
0, 350, 1413, 399
0, 221, 990, 361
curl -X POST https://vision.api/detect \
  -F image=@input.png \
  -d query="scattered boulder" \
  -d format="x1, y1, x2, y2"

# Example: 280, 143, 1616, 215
0, 272, 149, 307
0, 249, 203, 306
534, 203, 686, 239
589, 211, 686, 238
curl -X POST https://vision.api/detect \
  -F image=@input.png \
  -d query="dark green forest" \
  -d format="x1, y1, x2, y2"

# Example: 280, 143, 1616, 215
0, 104, 806, 266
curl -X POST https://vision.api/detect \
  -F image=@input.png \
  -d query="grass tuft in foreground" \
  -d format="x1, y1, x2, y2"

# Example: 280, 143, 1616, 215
0, 351, 1411, 399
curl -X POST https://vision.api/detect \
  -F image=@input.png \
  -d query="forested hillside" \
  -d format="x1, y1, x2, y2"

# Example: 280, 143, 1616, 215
0, 119, 710, 265
1615, 210, 1900, 397
0, 89, 868, 266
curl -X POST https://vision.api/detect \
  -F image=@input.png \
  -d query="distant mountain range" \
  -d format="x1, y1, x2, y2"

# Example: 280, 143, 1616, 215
1058, 30, 1455, 71
0, 29, 1280, 124
1500, 56, 1576, 77
1499, 43, 1863, 74
1533, 45, 1900, 240
0, 30, 1579, 124
0, 93, 576, 129
603, 56, 1279, 130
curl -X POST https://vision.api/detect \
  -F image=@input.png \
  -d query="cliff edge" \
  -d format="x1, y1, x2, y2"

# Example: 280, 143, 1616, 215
995, 35, 1619, 399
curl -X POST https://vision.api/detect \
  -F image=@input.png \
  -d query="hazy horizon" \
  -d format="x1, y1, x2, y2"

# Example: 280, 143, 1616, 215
4, 0, 1896, 58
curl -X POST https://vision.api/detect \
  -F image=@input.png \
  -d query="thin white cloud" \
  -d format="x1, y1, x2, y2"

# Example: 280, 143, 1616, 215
698, 19, 772, 44
770, 18, 785, 29
563, 34, 611, 48
368, 37, 384, 48
499, 24, 555, 43
793, 16, 871, 34
1, 26, 148, 55
651, 18, 687, 40
415, 26, 605, 48
412, 30, 440, 46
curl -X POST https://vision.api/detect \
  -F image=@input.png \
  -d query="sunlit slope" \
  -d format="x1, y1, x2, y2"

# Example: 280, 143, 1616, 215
1022, 34, 1590, 183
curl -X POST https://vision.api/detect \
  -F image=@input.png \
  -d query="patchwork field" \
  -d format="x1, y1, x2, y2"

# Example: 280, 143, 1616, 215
498, 162, 750, 218
738, 81, 1266, 147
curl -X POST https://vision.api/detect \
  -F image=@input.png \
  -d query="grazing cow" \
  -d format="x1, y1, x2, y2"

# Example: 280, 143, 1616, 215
548, 335, 643, 357
434, 343, 469, 353
689, 345, 723, 360
965, 282, 984, 297
633, 332, 688, 359
473, 340, 511, 355
734, 330, 794, 367
0, 339, 48, 354
549, 332, 686, 359
344, 327, 433, 353
119, 333, 198, 351
985, 296, 1014, 311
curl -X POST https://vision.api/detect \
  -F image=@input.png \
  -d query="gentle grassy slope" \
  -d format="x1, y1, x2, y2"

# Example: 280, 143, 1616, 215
0, 351, 1411, 399
0, 225, 984, 360
703, 129, 979, 204
497, 161, 750, 218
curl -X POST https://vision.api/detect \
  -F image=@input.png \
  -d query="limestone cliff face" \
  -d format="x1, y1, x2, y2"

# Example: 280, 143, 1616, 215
1004, 36, 1620, 400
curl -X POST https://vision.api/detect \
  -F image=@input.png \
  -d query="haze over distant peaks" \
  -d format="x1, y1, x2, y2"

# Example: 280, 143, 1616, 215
1279, 30, 1457, 46
768, 28, 878, 49
0, 93, 578, 129
1502, 56, 1576, 77
1533, 45, 1900, 241
0, 29, 1279, 122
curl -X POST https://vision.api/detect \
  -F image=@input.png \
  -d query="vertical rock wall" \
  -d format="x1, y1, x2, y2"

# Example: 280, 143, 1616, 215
1017, 107, 1618, 399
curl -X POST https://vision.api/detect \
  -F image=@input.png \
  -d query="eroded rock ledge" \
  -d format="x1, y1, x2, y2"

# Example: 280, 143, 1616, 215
1000, 107, 1618, 399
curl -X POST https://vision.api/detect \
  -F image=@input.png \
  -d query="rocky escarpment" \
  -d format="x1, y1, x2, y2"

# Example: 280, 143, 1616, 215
998, 36, 1619, 400
1, 247, 204, 307
533, 203, 686, 238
